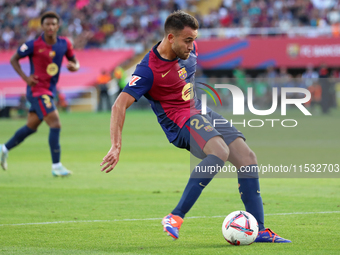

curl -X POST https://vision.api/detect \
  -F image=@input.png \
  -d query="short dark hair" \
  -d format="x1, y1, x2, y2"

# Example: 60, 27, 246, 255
164, 10, 199, 35
41, 11, 60, 25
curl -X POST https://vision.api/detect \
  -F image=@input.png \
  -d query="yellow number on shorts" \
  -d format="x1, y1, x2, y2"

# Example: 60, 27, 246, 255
190, 118, 204, 130
42, 95, 52, 108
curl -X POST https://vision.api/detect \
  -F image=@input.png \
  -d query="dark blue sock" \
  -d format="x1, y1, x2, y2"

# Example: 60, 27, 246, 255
5, 125, 36, 150
238, 165, 265, 231
49, 128, 61, 164
171, 154, 225, 218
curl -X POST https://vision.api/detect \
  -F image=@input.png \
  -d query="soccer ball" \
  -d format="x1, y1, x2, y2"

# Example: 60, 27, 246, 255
222, 210, 259, 245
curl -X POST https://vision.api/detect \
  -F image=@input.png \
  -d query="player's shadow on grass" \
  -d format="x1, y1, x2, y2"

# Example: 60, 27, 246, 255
126, 243, 240, 252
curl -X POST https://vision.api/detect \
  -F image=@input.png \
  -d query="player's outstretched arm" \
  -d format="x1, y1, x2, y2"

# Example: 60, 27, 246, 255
10, 52, 38, 86
100, 92, 135, 173
67, 56, 80, 72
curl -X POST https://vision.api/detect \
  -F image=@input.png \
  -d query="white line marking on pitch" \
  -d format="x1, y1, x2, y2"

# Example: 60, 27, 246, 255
1, 211, 339, 227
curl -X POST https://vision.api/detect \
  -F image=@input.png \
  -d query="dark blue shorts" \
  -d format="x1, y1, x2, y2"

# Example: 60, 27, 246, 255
172, 111, 245, 159
27, 95, 56, 120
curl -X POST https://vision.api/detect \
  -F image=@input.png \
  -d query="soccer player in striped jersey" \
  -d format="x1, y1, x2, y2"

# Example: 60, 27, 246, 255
100, 11, 291, 243
0, 11, 79, 176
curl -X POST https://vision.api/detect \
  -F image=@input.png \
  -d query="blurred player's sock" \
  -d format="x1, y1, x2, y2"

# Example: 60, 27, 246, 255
162, 213, 183, 240
255, 228, 291, 243
52, 164, 72, 177
238, 166, 265, 231
0, 144, 9, 170
49, 128, 61, 163
5, 125, 36, 150
171, 154, 224, 218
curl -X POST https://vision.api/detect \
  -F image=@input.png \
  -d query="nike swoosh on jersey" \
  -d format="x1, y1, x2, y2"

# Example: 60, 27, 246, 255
161, 69, 171, 78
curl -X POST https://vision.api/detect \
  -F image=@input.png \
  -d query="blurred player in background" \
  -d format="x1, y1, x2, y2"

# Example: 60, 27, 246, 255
96, 69, 112, 112
100, 11, 291, 243
113, 66, 128, 94
0, 11, 80, 177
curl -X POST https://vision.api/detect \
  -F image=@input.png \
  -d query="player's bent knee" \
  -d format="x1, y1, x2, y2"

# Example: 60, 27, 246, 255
48, 122, 61, 129
204, 136, 229, 162
218, 147, 229, 162
27, 123, 40, 131
239, 149, 257, 166
248, 150, 257, 164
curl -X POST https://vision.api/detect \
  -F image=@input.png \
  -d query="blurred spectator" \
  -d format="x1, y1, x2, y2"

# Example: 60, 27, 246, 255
279, 67, 290, 86
0, 0, 172, 50
17, 95, 29, 118
233, 66, 247, 92
113, 66, 128, 94
277, 66, 292, 103
319, 63, 332, 114
330, 69, 338, 109
252, 75, 270, 109
302, 64, 319, 87
253, 75, 268, 97
328, 7, 340, 24
295, 74, 307, 89
96, 69, 112, 111
56, 90, 69, 112
311, 0, 337, 10
1, 27, 15, 49
331, 22, 340, 37
307, 81, 322, 110
197, 0, 339, 30
1, 0, 340, 51
265, 65, 278, 88
0, 106, 11, 118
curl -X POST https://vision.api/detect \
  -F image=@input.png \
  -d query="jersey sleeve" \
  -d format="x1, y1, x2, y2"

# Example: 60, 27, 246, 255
122, 64, 154, 101
17, 40, 34, 58
64, 37, 75, 60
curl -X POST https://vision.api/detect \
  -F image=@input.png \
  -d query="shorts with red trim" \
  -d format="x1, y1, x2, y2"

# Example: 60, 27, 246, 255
27, 94, 56, 120
172, 111, 245, 159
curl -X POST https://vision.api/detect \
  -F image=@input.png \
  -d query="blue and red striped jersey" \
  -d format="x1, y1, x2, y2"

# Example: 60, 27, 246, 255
123, 41, 200, 142
17, 34, 75, 98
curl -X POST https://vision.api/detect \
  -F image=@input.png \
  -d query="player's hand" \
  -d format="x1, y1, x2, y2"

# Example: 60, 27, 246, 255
67, 61, 79, 72
25, 74, 38, 86
100, 147, 120, 173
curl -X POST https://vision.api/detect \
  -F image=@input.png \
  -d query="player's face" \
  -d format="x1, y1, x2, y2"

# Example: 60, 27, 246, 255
42, 18, 59, 37
171, 26, 198, 60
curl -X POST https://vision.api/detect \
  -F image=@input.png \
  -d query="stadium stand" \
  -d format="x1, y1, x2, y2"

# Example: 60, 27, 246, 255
1, 0, 339, 51
0, 0, 339, 114
0, 0, 186, 52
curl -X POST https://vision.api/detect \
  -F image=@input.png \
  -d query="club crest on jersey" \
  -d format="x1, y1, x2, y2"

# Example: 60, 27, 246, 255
204, 125, 214, 132
49, 51, 56, 58
129, 75, 141, 86
46, 63, 59, 76
20, 43, 28, 52
178, 67, 187, 80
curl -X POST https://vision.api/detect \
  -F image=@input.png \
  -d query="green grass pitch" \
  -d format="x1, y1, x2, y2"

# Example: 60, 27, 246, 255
0, 108, 339, 254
